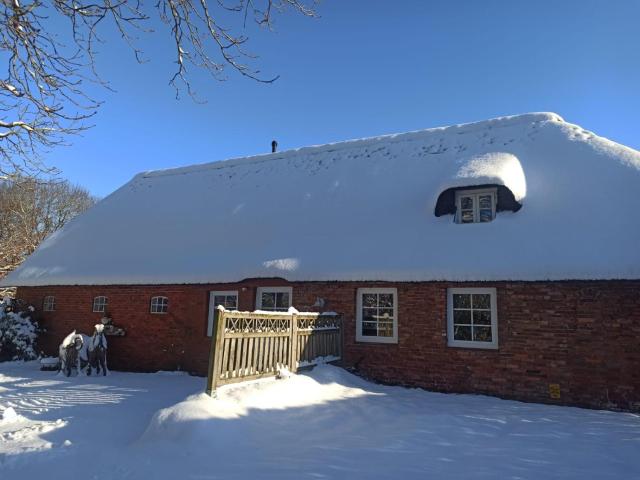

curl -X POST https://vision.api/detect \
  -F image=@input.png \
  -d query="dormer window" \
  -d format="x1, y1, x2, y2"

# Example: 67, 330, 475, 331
435, 184, 521, 223
455, 188, 497, 224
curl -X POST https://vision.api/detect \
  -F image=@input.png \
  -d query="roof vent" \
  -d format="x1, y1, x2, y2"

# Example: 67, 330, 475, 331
271, 140, 278, 153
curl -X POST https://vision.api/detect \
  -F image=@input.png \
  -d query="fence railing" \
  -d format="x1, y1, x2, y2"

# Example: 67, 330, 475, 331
206, 309, 342, 394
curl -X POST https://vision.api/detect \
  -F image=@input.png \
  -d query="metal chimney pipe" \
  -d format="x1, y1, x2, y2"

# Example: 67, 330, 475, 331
271, 140, 278, 153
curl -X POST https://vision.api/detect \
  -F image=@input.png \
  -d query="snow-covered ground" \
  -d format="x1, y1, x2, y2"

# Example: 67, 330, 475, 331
1, 362, 639, 479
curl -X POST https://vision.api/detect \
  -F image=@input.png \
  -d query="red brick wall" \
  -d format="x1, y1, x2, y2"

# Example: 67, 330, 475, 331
16, 279, 640, 411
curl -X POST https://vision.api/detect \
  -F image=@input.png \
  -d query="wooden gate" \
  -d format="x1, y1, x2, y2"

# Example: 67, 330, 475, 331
206, 309, 342, 394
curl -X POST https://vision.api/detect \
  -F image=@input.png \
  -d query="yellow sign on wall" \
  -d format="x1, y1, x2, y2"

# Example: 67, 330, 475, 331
548, 383, 561, 399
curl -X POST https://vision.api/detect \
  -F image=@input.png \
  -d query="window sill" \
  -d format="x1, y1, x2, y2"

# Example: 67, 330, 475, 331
447, 341, 498, 350
356, 336, 398, 345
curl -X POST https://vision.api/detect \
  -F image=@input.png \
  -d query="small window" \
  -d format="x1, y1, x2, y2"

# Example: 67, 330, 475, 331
43, 296, 55, 312
150, 296, 169, 314
92, 296, 108, 313
207, 291, 239, 336
356, 288, 398, 344
447, 288, 498, 349
256, 287, 292, 312
455, 188, 496, 223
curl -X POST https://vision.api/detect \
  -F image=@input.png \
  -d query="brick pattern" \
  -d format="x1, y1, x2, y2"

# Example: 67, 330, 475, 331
17, 279, 640, 411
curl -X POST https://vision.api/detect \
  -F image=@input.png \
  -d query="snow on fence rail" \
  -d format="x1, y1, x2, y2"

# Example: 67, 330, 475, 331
206, 309, 342, 394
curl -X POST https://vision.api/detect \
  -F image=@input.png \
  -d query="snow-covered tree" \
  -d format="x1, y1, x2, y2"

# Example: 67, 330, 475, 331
0, 298, 39, 361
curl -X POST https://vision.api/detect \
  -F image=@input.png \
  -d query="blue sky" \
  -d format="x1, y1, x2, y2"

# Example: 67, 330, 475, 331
47, 1, 640, 197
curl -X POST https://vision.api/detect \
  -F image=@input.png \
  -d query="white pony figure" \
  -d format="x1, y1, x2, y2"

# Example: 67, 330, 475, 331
58, 330, 87, 377
87, 324, 108, 376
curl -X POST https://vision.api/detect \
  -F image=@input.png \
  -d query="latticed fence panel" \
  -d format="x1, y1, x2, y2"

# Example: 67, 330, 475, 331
206, 310, 342, 393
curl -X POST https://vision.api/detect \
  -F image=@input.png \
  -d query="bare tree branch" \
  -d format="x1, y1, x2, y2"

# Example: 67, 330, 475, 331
0, 177, 96, 284
0, 0, 317, 179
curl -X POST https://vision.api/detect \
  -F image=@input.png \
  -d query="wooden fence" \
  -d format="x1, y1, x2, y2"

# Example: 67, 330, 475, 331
206, 309, 342, 394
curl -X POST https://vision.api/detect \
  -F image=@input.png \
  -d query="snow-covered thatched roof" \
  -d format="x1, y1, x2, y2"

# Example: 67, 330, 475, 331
3, 112, 640, 286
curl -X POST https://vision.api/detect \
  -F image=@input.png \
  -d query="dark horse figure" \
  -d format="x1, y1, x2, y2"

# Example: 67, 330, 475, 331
87, 324, 108, 376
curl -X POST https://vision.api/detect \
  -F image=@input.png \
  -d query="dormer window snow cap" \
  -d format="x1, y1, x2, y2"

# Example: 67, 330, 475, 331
455, 188, 497, 224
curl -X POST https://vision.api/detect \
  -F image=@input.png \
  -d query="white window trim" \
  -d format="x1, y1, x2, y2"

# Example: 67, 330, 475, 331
207, 290, 239, 337
455, 188, 497, 224
43, 295, 55, 312
356, 288, 398, 344
447, 287, 498, 349
255, 286, 293, 311
92, 296, 108, 313
150, 296, 169, 314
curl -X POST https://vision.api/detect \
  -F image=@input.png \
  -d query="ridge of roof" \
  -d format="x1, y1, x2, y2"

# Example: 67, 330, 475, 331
140, 112, 565, 180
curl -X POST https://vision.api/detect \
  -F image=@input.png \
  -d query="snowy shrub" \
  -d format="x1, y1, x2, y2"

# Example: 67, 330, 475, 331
0, 298, 39, 361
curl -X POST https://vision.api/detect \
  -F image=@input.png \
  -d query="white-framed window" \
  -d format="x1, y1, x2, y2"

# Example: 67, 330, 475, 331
256, 287, 292, 312
455, 188, 497, 223
42, 295, 55, 312
356, 288, 398, 344
92, 296, 108, 313
447, 288, 498, 349
150, 296, 169, 314
207, 291, 239, 336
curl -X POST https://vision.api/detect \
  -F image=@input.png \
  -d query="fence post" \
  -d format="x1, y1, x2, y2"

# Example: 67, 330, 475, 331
289, 312, 298, 373
205, 307, 226, 396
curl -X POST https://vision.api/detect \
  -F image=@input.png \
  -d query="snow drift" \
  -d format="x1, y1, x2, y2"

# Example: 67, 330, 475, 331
140, 366, 373, 444
2, 112, 640, 285
132, 365, 640, 480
